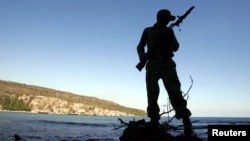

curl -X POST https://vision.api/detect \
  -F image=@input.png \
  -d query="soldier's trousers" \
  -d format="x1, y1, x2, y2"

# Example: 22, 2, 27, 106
145, 59, 191, 121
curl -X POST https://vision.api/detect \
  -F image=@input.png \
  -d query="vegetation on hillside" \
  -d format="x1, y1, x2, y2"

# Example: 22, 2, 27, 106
0, 80, 146, 116
0, 96, 31, 111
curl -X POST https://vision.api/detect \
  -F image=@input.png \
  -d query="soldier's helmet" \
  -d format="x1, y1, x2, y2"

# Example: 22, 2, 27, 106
157, 9, 175, 21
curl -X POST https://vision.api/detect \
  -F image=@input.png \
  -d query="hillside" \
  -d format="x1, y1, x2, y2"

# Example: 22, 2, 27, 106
0, 80, 146, 116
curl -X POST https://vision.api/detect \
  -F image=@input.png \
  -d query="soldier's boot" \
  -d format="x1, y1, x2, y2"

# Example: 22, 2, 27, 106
183, 117, 194, 136
149, 118, 160, 129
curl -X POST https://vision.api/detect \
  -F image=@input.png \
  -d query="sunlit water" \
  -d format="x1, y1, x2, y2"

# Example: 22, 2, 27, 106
0, 112, 249, 141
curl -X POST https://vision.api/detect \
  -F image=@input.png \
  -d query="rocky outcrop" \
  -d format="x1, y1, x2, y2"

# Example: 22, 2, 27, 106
119, 119, 204, 141
17, 95, 134, 116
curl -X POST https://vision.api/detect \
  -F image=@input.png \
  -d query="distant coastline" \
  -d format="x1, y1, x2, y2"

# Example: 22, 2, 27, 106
0, 110, 139, 117
0, 79, 146, 116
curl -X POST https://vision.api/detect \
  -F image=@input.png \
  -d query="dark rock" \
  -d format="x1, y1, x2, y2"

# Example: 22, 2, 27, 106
119, 119, 204, 141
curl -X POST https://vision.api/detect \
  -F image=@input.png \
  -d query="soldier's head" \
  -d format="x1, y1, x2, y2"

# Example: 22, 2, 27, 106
156, 9, 175, 26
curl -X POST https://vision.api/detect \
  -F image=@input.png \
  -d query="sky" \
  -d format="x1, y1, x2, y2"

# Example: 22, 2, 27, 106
0, 0, 250, 117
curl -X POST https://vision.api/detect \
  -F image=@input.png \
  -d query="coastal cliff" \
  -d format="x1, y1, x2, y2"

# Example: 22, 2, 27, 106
18, 95, 135, 116
0, 80, 146, 116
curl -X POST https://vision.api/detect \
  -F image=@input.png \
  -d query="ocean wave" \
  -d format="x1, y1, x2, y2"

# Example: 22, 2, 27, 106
38, 120, 109, 127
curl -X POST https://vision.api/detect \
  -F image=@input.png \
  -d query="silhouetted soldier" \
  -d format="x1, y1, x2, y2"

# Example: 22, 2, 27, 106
136, 9, 193, 136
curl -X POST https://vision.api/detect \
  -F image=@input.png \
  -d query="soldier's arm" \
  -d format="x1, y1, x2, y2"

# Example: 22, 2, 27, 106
169, 29, 179, 52
137, 29, 147, 61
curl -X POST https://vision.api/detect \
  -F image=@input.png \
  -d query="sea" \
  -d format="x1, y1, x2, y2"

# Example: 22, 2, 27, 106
0, 112, 249, 141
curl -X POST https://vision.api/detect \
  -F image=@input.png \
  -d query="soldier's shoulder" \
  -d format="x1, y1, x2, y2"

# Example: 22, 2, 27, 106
143, 26, 156, 32
145, 26, 155, 30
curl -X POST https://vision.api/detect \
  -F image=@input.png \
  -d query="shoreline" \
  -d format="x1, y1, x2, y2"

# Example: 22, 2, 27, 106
0, 110, 142, 117
1, 111, 250, 118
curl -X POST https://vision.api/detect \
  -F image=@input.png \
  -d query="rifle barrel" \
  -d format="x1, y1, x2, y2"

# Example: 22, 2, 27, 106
169, 6, 195, 29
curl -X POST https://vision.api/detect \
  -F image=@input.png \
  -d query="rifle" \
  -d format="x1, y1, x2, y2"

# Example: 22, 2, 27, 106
136, 6, 195, 71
